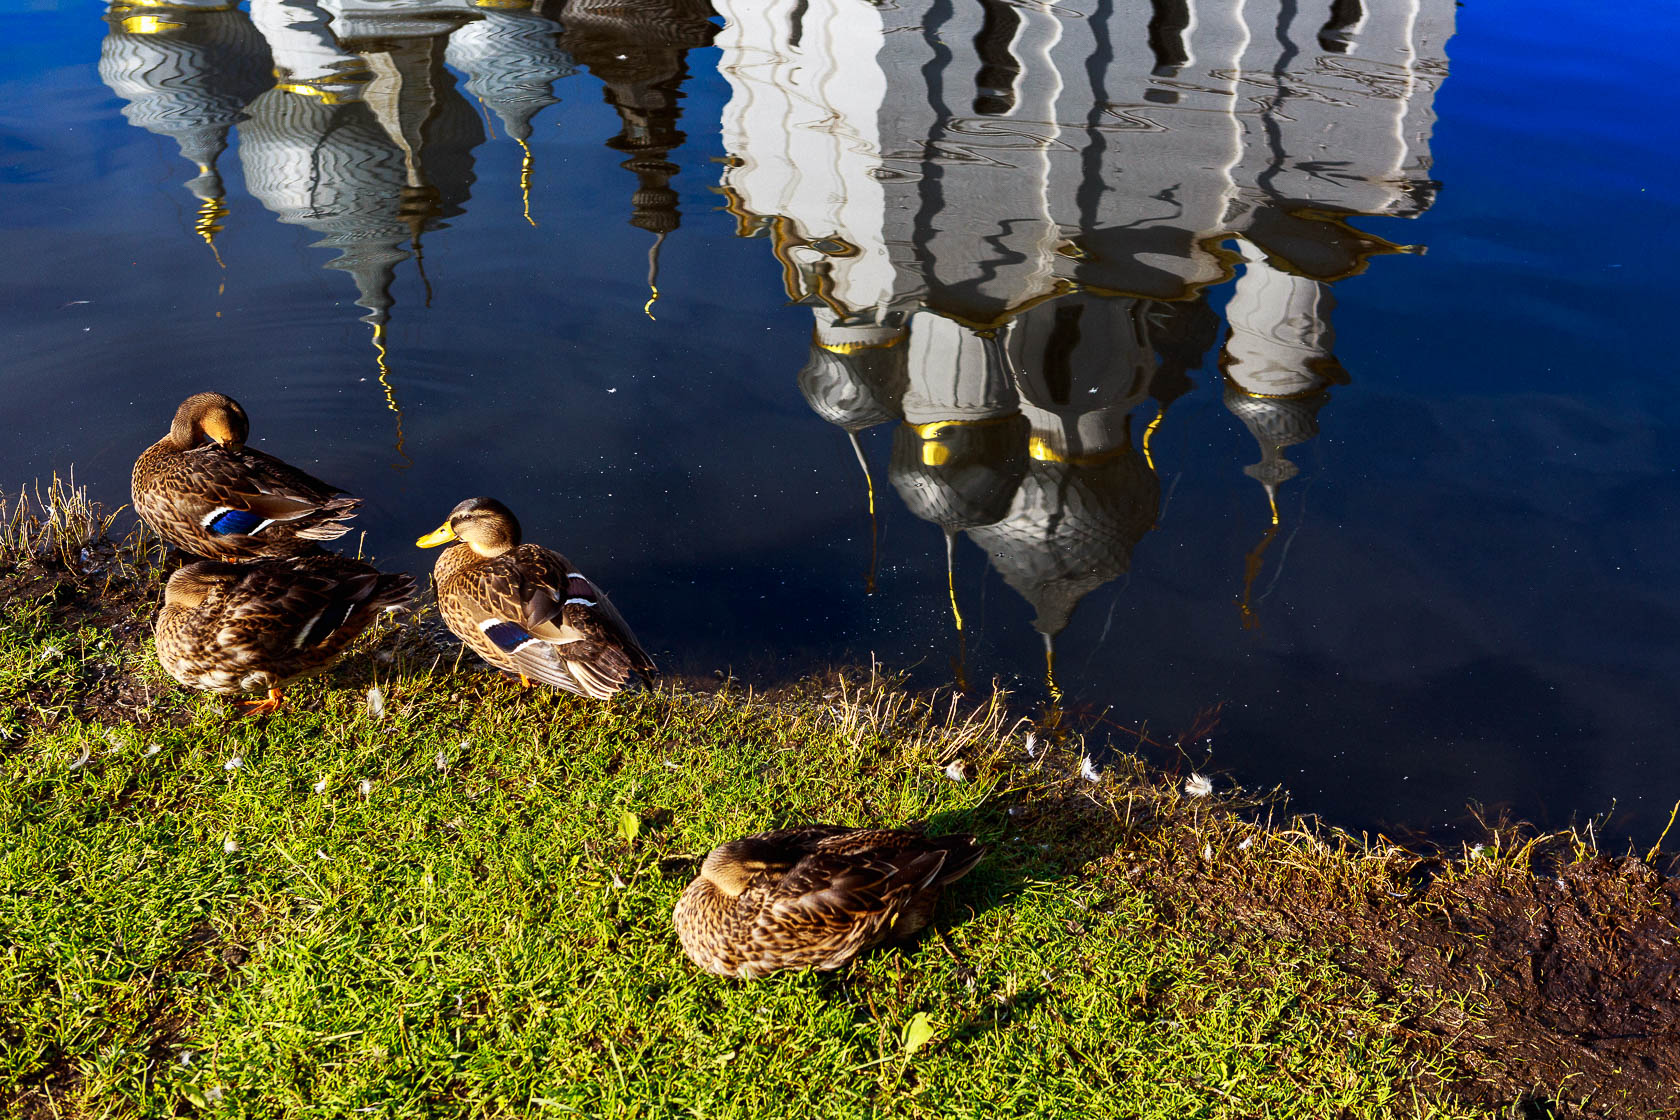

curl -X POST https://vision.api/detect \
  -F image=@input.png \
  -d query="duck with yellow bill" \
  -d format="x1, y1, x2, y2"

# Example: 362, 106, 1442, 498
416, 497, 654, 699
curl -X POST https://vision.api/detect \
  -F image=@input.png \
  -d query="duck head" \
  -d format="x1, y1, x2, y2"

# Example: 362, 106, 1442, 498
700, 837, 796, 898
416, 497, 522, 558
169, 392, 249, 453
163, 561, 242, 609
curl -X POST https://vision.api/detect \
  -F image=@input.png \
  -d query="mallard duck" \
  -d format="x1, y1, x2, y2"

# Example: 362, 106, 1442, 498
133, 392, 361, 560
155, 555, 415, 714
672, 825, 985, 978
416, 497, 654, 698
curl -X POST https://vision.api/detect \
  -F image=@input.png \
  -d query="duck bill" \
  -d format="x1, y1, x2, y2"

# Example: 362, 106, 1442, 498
416, 524, 457, 548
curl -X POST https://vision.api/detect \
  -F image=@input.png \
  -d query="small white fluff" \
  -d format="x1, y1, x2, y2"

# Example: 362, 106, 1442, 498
316, 849, 332, 862
944, 760, 967, 782
144, 743, 162, 757
1183, 773, 1213, 798
1469, 843, 1485, 858
358, 778, 373, 798
435, 750, 449, 773
312, 776, 328, 795
222, 836, 239, 854
1080, 755, 1101, 782
179, 1051, 193, 1066
1024, 731, 1039, 758
68, 746, 91, 771
1201, 843, 1214, 862
223, 755, 243, 771
365, 686, 385, 718
40, 645, 63, 663
1237, 835, 1254, 851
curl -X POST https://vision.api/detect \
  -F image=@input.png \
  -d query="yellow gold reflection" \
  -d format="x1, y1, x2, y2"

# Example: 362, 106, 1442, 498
120, 14, 184, 33
517, 137, 537, 228
644, 230, 665, 321
847, 431, 878, 594
1141, 407, 1165, 473
193, 188, 227, 271
371, 321, 410, 467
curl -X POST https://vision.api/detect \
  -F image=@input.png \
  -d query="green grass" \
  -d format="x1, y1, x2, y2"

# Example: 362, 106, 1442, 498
0, 589, 1499, 1120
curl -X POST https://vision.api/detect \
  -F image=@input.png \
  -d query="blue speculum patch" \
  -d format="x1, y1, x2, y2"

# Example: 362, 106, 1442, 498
483, 622, 533, 653
208, 509, 263, 536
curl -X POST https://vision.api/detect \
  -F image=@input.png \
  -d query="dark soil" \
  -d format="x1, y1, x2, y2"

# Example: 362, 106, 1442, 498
0, 546, 173, 728
1144, 828, 1680, 1118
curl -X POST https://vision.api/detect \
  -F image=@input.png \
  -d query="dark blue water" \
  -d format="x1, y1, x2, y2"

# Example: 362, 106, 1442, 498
3, 0, 1676, 842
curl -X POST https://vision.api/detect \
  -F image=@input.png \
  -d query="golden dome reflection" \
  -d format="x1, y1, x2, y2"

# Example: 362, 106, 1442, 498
717, 0, 1455, 698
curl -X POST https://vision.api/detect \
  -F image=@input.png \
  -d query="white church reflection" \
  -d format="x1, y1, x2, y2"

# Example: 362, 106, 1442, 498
716, 0, 1452, 687
97, 0, 713, 447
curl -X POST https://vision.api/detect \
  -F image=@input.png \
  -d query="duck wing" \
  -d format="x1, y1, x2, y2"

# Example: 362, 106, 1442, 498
214, 557, 413, 661
763, 830, 954, 943
458, 544, 653, 698
179, 445, 360, 542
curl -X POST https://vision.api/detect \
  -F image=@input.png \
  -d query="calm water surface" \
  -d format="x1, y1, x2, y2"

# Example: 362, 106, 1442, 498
3, 0, 1676, 842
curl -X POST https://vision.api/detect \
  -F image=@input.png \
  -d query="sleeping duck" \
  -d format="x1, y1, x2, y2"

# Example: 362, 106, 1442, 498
155, 554, 414, 714
133, 392, 361, 560
673, 825, 985, 978
416, 497, 654, 699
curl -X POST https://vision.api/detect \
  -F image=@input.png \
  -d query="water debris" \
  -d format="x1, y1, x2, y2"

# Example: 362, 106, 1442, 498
68, 746, 91, 771
1184, 773, 1214, 798
1080, 756, 1101, 782
944, 760, 967, 782
365, 686, 385, 719
223, 755, 243, 771
222, 836, 239, 854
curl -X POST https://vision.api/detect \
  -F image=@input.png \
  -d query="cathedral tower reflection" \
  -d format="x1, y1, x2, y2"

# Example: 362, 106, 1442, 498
715, 0, 1452, 686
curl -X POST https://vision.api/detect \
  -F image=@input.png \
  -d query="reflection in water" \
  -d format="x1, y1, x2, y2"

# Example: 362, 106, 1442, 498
99, 0, 274, 268
716, 0, 1451, 690
559, 0, 717, 316
95, 0, 711, 449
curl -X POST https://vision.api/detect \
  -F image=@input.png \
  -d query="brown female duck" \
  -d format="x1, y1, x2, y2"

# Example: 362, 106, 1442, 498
673, 825, 985, 979
133, 392, 361, 560
416, 497, 654, 698
155, 555, 414, 714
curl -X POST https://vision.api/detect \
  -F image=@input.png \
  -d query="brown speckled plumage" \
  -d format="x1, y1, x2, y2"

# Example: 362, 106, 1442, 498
133, 392, 360, 560
419, 498, 653, 699
673, 825, 985, 979
155, 555, 414, 699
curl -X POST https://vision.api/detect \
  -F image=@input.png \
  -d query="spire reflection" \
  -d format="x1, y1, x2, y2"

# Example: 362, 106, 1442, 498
716, 0, 1452, 691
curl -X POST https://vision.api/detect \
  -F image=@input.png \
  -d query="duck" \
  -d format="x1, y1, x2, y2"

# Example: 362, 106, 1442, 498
672, 825, 985, 979
416, 497, 654, 699
133, 392, 361, 560
155, 554, 415, 714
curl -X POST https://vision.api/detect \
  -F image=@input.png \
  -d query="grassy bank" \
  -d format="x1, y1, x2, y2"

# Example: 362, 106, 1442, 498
2, 481, 1677, 1119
